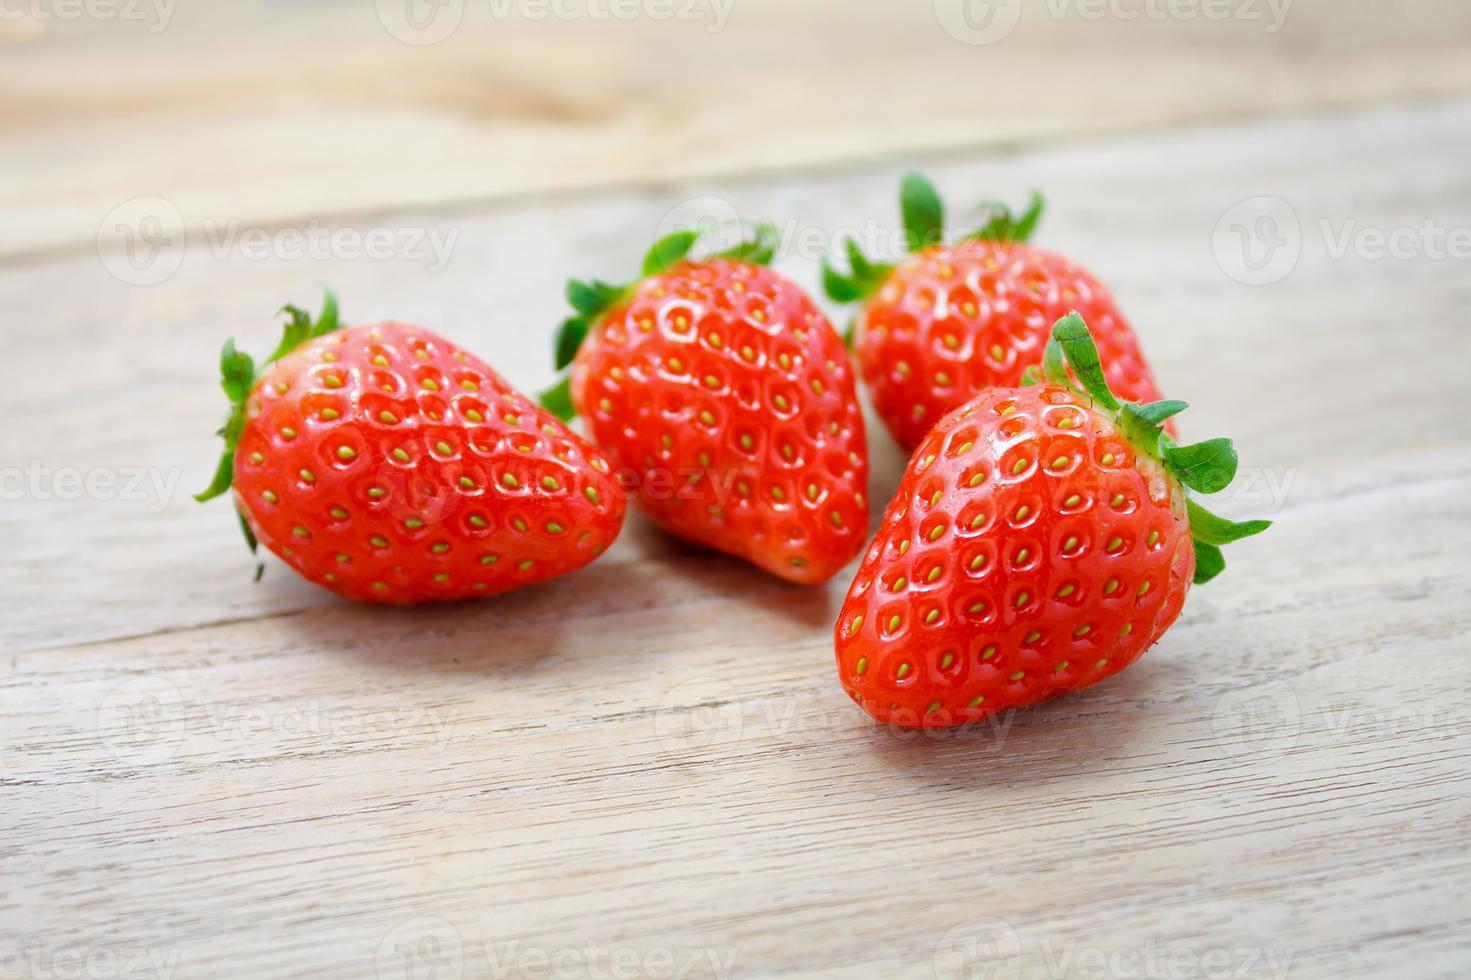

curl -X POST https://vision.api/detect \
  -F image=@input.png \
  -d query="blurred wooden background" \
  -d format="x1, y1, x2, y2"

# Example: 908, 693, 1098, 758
6, 0, 1471, 258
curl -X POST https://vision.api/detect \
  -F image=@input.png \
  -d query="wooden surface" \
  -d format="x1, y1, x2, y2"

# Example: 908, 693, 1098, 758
8, 0, 1471, 259
5, 8, 1471, 978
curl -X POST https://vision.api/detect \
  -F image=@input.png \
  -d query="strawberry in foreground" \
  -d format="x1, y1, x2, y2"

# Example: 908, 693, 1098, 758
198, 291, 625, 603
824, 172, 1168, 450
834, 313, 1268, 729
542, 226, 869, 584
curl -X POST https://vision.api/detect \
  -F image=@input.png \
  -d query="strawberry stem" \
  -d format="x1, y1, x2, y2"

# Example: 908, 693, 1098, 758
821, 172, 1044, 310
964, 190, 1045, 245
821, 239, 894, 306
643, 229, 701, 276
900, 171, 945, 251
554, 316, 591, 371
1041, 312, 1270, 585
196, 287, 340, 576
539, 375, 575, 422
713, 221, 779, 265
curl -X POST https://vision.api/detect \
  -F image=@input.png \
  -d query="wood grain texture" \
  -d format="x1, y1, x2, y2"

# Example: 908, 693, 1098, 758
6, 0, 1471, 259
4, 99, 1471, 978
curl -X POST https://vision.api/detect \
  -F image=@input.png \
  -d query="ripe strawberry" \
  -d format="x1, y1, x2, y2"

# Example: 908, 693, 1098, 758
542, 226, 869, 584
197, 291, 625, 603
825, 173, 1168, 450
834, 313, 1268, 729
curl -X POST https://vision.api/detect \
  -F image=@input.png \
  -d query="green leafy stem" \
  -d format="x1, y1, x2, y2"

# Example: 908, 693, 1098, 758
540, 221, 778, 420
1036, 312, 1271, 584
194, 288, 341, 577
822, 171, 1044, 314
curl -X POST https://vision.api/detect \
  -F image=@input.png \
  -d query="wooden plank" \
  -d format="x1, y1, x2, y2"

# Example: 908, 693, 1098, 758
4, 101, 1471, 977
6, 0, 1471, 258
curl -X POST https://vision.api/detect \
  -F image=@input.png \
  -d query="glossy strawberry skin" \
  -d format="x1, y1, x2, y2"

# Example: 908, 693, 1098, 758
570, 259, 868, 584
856, 240, 1166, 450
232, 323, 625, 603
834, 384, 1194, 729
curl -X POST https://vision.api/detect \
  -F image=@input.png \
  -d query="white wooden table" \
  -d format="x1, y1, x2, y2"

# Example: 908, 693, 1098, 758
3, 6, 1470, 978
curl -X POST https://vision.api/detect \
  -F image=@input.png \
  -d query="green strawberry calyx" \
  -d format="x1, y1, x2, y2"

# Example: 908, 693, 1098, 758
539, 221, 779, 421
194, 288, 340, 578
822, 171, 1044, 313
1029, 312, 1271, 584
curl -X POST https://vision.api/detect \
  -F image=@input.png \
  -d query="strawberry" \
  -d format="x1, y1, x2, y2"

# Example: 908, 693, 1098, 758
197, 291, 625, 603
541, 226, 869, 584
824, 173, 1168, 450
833, 313, 1268, 729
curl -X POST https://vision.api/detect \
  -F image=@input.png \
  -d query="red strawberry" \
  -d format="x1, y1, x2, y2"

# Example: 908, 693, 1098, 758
834, 313, 1268, 729
542, 226, 869, 584
825, 173, 1167, 450
198, 291, 625, 603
